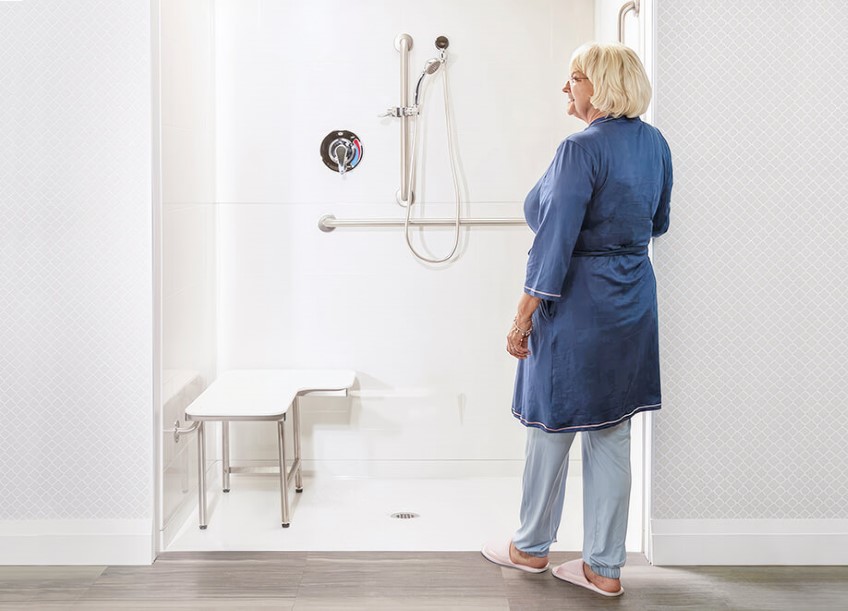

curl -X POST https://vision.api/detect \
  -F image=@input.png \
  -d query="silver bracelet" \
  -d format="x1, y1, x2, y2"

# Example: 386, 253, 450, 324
511, 319, 532, 337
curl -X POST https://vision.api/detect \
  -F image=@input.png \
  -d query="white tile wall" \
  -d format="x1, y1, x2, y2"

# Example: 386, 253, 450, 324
653, 0, 848, 519
214, 0, 595, 464
0, 0, 153, 520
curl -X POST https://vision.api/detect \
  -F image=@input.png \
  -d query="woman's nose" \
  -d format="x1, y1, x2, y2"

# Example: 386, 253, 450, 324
563, 81, 571, 93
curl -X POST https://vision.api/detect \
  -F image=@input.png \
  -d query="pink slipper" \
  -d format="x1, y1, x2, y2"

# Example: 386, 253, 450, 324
481, 540, 549, 573
552, 559, 624, 597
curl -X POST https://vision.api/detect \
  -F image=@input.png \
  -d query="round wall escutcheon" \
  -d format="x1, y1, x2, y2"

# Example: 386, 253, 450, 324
320, 130, 363, 173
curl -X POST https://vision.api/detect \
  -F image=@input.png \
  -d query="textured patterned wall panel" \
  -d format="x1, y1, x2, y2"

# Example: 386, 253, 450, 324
0, 1, 153, 519
652, 1, 848, 519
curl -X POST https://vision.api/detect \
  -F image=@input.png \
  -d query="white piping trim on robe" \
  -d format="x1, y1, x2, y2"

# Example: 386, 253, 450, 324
512, 403, 661, 433
524, 286, 561, 298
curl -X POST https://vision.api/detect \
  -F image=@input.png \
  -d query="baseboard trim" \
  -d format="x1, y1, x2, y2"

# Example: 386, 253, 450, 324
0, 520, 154, 565
651, 519, 848, 565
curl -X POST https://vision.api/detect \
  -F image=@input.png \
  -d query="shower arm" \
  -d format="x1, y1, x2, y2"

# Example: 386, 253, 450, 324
618, 0, 641, 44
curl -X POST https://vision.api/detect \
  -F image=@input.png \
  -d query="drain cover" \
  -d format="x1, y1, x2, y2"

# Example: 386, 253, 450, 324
390, 512, 420, 519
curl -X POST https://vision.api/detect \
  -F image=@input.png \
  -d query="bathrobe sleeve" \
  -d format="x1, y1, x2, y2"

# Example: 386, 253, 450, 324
524, 139, 594, 302
652, 135, 672, 238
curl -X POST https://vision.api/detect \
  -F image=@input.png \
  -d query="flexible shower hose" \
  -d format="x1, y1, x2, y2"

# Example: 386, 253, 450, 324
402, 60, 462, 264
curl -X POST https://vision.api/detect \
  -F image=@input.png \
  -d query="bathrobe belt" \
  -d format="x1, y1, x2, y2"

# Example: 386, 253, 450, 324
572, 246, 649, 257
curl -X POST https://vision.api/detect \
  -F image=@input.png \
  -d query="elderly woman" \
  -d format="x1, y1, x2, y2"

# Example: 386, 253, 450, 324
482, 43, 672, 597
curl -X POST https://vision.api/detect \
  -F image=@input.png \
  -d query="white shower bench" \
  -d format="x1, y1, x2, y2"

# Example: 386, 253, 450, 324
184, 369, 356, 529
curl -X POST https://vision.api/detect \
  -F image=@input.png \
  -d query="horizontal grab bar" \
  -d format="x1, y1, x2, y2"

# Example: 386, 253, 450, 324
318, 214, 526, 232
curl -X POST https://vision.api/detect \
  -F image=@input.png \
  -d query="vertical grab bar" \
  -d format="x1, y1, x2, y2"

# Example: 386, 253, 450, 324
395, 34, 414, 204
618, 0, 640, 45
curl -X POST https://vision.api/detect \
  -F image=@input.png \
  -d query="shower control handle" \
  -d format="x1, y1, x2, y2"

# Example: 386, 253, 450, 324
320, 130, 363, 174
334, 144, 349, 175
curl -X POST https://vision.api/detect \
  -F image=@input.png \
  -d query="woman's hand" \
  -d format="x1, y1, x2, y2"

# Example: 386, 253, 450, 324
506, 317, 533, 359
507, 294, 541, 359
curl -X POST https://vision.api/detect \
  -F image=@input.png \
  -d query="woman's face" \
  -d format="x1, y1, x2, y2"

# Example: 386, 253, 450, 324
563, 71, 595, 122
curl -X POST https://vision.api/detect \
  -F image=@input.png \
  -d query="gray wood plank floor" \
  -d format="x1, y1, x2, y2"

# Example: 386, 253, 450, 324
1, 552, 846, 610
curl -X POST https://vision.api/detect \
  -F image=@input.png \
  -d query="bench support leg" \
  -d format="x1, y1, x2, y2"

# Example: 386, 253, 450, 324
222, 421, 230, 493
197, 421, 207, 529
293, 398, 303, 492
180, 440, 189, 493
277, 418, 291, 528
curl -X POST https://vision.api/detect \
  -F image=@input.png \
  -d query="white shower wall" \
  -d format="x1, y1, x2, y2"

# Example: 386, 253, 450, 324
213, 0, 594, 468
159, 0, 217, 544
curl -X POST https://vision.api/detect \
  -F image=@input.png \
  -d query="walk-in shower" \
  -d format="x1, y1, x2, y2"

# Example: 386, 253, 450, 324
155, 0, 649, 559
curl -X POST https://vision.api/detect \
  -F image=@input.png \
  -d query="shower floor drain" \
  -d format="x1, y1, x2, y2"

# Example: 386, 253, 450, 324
390, 512, 420, 519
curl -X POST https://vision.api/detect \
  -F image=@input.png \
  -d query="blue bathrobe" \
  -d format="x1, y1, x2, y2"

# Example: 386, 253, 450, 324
512, 116, 672, 432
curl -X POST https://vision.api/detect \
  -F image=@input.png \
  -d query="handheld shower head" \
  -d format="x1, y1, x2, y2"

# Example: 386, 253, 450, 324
423, 58, 443, 75
414, 57, 445, 105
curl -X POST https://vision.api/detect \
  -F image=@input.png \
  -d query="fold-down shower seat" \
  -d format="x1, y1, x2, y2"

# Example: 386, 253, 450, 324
184, 369, 356, 529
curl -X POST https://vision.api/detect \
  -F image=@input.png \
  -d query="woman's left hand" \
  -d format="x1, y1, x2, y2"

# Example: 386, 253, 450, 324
506, 318, 532, 359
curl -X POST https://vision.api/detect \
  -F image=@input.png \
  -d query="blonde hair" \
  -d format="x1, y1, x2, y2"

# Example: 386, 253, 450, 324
570, 42, 652, 118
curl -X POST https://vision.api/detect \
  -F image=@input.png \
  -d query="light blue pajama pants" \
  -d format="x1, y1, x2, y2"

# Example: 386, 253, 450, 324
512, 419, 631, 579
